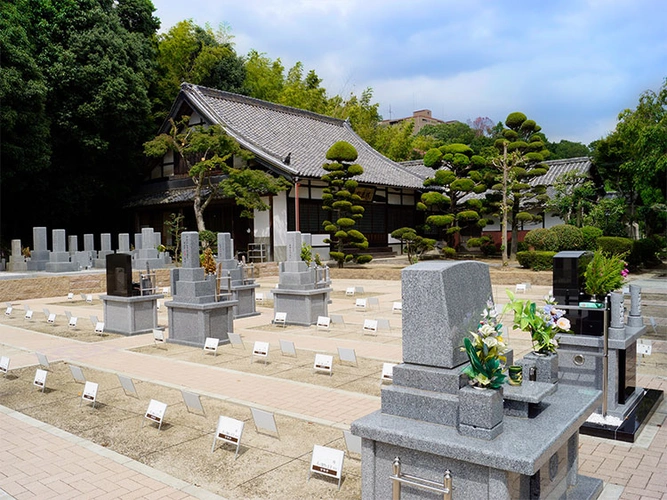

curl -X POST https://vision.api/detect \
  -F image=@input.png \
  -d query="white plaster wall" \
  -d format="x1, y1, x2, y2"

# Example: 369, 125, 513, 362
254, 204, 270, 238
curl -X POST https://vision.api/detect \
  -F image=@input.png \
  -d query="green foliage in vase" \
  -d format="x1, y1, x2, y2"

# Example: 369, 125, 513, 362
584, 250, 628, 297
461, 304, 507, 389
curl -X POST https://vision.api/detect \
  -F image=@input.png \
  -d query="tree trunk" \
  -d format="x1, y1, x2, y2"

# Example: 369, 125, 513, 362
193, 183, 206, 233
501, 143, 509, 267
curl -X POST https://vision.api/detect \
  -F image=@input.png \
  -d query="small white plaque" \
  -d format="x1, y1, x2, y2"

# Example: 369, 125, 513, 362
34, 369, 47, 390
337, 347, 357, 366
212, 415, 244, 458
279, 339, 296, 357
0, 356, 9, 375
637, 340, 652, 356
317, 316, 331, 330
4, 306, 12, 316
69, 365, 86, 383
274, 312, 287, 327
343, 429, 362, 456
250, 407, 279, 436
314, 354, 333, 376
161, 286, 170, 295
362, 319, 378, 335
381, 363, 396, 382
252, 341, 269, 364
25, 310, 33, 320
94, 322, 105, 334
47, 313, 56, 324
355, 298, 367, 310
255, 292, 265, 303
204, 337, 219, 355
228, 332, 244, 348
392, 302, 402, 313
36, 353, 50, 370
144, 399, 167, 429
81, 381, 98, 407
345, 287, 355, 296
86, 294, 93, 303
118, 374, 138, 398
181, 390, 205, 415
67, 293, 74, 300
515, 283, 527, 293
153, 329, 165, 345
68, 316, 78, 328
309, 445, 344, 489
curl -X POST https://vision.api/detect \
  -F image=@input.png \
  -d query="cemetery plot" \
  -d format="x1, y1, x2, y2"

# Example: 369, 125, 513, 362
212, 415, 244, 459
309, 445, 345, 490
0, 309, 119, 342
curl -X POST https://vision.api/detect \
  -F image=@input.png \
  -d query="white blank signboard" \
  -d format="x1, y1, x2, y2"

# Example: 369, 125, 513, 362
181, 390, 205, 415
81, 381, 98, 408
337, 347, 357, 366
330, 314, 345, 326
309, 445, 345, 490
118, 374, 139, 398
89, 315, 99, 327
279, 339, 296, 357
314, 354, 333, 376
204, 337, 219, 356
144, 399, 167, 430
250, 407, 279, 437
69, 365, 86, 383
343, 429, 362, 457
212, 415, 244, 459
381, 363, 396, 383
362, 319, 378, 335
34, 369, 47, 392
228, 332, 244, 348
377, 318, 391, 332
0, 356, 9, 376
36, 353, 50, 370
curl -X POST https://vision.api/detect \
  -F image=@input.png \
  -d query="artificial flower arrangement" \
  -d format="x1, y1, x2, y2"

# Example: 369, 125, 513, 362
461, 300, 508, 389
584, 250, 629, 298
504, 291, 571, 355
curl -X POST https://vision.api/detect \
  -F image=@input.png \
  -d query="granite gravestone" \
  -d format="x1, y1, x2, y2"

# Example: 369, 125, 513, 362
134, 227, 165, 270
45, 229, 76, 272
26, 227, 50, 271
272, 231, 332, 326
216, 232, 259, 318
95, 233, 114, 268
106, 254, 133, 297
351, 261, 603, 500
7, 240, 27, 272
118, 233, 131, 253
166, 232, 237, 347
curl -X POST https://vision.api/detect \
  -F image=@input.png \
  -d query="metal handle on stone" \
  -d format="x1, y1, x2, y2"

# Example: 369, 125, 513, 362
391, 457, 452, 500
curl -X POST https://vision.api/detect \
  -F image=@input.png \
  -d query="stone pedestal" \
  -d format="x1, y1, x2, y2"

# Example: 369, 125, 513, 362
45, 229, 76, 272
133, 227, 165, 270
520, 352, 559, 384
272, 232, 331, 326
26, 227, 50, 271
101, 294, 162, 335
216, 232, 259, 319
95, 233, 114, 268
7, 239, 27, 272
352, 261, 603, 499
166, 232, 236, 347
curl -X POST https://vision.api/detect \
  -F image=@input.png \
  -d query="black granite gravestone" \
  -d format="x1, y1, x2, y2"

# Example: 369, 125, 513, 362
106, 254, 132, 297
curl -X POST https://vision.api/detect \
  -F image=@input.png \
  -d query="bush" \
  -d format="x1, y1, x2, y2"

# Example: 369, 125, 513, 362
629, 238, 662, 268
517, 241, 529, 252
442, 247, 456, 258
597, 236, 633, 256
549, 224, 584, 251
580, 226, 603, 251
199, 230, 217, 253
516, 251, 557, 271
355, 254, 373, 265
524, 228, 557, 251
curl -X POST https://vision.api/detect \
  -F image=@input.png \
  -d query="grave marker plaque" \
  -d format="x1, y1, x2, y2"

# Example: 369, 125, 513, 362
381, 363, 395, 383
274, 312, 287, 327
279, 339, 296, 357
68, 317, 78, 328
36, 353, 50, 370
362, 319, 378, 335
81, 381, 98, 408
4, 305, 12, 316
0, 356, 9, 376
251, 341, 270, 365
337, 347, 357, 366
309, 445, 344, 490
118, 374, 139, 398
204, 337, 219, 356
355, 298, 367, 310
228, 332, 245, 349
181, 390, 205, 415
143, 399, 167, 430
316, 316, 331, 330
69, 365, 86, 383
34, 369, 47, 392
94, 322, 105, 334
212, 415, 244, 459
314, 354, 333, 376
47, 313, 56, 324
250, 408, 279, 437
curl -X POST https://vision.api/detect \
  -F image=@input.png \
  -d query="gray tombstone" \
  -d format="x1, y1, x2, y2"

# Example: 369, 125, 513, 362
46, 229, 76, 272
215, 232, 259, 319
118, 233, 130, 253
7, 239, 27, 272
95, 233, 114, 268
134, 227, 164, 270
83, 234, 95, 253
27, 227, 50, 271
68, 235, 78, 255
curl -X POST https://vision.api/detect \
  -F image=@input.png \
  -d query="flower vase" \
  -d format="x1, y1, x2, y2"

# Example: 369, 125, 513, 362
458, 385, 504, 440
524, 351, 559, 384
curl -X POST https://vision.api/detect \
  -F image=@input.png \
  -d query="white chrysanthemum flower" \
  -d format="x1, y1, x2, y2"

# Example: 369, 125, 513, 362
479, 324, 496, 337
556, 317, 570, 330
483, 336, 498, 348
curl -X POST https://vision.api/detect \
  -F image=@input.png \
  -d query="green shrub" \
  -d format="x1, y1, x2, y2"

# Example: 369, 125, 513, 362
597, 236, 633, 255
199, 230, 217, 252
517, 241, 529, 252
629, 238, 662, 268
442, 247, 456, 258
355, 254, 373, 265
549, 224, 584, 251
516, 251, 557, 270
524, 228, 557, 251
580, 226, 603, 251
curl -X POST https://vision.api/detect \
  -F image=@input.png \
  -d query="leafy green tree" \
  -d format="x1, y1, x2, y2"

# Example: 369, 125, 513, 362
418, 144, 491, 250
327, 88, 382, 146
583, 198, 629, 237
243, 50, 285, 102
373, 120, 416, 161
419, 121, 476, 147
390, 227, 436, 263
321, 141, 372, 267
546, 139, 590, 160
546, 171, 597, 227
278, 63, 328, 114
144, 116, 288, 231
592, 79, 667, 237
491, 112, 551, 259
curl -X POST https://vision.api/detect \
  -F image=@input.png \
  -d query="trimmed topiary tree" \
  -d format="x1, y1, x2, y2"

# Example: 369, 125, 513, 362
321, 141, 372, 267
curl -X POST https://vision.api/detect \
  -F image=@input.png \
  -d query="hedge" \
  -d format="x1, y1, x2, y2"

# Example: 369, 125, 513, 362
597, 236, 633, 255
516, 251, 557, 271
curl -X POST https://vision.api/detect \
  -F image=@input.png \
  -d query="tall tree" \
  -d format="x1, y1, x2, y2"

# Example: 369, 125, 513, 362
419, 144, 491, 250
321, 141, 372, 267
491, 112, 551, 258
243, 50, 285, 102
546, 139, 591, 160
144, 116, 288, 231
545, 171, 597, 227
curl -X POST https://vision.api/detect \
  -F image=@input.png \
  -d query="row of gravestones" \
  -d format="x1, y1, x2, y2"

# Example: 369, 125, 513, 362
6, 227, 171, 273
0, 354, 355, 491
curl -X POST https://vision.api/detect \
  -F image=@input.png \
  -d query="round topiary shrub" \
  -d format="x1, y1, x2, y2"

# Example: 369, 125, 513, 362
326, 141, 358, 162
442, 247, 456, 259
580, 226, 603, 251
524, 228, 557, 251
597, 236, 633, 256
355, 254, 373, 265
549, 224, 584, 252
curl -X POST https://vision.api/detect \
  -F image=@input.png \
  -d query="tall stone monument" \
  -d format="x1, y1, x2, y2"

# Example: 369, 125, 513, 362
271, 231, 332, 326
45, 229, 76, 272
26, 227, 50, 271
352, 261, 603, 499
216, 232, 259, 318
165, 232, 237, 347
95, 233, 114, 268
7, 240, 27, 272
133, 227, 165, 270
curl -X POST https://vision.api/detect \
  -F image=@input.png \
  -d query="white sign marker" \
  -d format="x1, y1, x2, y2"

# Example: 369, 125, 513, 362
67, 292, 74, 300
68, 316, 78, 328
143, 399, 167, 430
94, 322, 105, 335
81, 381, 99, 408
317, 316, 331, 330
228, 332, 245, 349
86, 294, 93, 303
211, 415, 244, 459
274, 312, 287, 327
355, 298, 367, 310
362, 319, 378, 335
343, 429, 362, 457
0, 356, 9, 376
36, 353, 50, 370
69, 365, 86, 383
47, 313, 56, 324
181, 390, 205, 415
345, 287, 355, 296
118, 374, 139, 398
314, 354, 333, 376
381, 363, 396, 383
279, 339, 296, 357
515, 283, 527, 293
251, 341, 270, 365
34, 369, 47, 392
25, 309, 33, 320
204, 337, 219, 356
4, 306, 12, 316
337, 347, 357, 367
309, 445, 345, 490
392, 302, 402, 313
250, 407, 279, 438
153, 329, 166, 347
637, 339, 653, 356
255, 292, 265, 303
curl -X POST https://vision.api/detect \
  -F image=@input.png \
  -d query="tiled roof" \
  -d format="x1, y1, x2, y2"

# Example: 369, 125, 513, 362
179, 84, 427, 189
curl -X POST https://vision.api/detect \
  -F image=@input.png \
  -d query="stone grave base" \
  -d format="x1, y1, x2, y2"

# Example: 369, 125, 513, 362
272, 287, 332, 326
166, 299, 237, 348
231, 283, 260, 319
102, 294, 162, 335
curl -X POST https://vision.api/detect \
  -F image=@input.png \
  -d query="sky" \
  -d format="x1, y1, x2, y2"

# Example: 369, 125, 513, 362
151, 0, 667, 145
